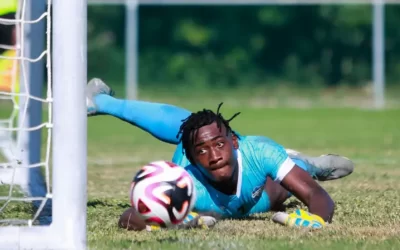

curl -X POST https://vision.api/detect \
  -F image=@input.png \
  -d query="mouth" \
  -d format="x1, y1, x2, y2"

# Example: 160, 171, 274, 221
210, 163, 228, 172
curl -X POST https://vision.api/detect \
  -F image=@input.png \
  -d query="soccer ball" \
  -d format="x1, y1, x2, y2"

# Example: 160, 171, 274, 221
130, 161, 196, 228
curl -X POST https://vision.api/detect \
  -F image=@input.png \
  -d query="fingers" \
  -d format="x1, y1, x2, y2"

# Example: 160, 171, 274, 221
272, 209, 326, 229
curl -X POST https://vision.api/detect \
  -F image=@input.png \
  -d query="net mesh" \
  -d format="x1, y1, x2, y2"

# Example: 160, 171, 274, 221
0, 0, 52, 226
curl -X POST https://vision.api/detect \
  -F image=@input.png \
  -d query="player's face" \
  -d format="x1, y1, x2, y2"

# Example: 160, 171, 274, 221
191, 122, 239, 182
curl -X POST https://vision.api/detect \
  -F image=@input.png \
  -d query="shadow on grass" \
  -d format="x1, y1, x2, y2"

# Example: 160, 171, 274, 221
87, 198, 130, 209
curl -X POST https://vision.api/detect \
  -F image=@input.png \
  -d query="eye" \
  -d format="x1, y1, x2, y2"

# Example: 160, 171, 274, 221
197, 149, 207, 155
216, 141, 224, 148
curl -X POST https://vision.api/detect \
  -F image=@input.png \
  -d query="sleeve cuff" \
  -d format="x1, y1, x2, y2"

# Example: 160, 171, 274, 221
275, 157, 295, 182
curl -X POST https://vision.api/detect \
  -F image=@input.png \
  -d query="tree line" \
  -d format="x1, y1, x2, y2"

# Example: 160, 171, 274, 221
88, 5, 400, 88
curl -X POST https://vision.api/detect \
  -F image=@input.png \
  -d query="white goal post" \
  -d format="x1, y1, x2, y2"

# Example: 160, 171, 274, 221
0, 0, 87, 249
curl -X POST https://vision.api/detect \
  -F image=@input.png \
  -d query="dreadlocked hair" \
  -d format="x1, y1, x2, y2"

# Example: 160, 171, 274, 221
176, 102, 241, 166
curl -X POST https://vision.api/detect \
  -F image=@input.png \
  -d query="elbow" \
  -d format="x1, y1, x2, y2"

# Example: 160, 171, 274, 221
308, 188, 335, 223
325, 195, 335, 223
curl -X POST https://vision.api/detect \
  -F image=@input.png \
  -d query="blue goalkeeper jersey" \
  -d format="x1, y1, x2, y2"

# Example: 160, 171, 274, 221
171, 135, 296, 218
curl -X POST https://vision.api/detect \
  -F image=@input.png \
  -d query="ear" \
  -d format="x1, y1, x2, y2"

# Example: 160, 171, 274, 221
232, 133, 239, 149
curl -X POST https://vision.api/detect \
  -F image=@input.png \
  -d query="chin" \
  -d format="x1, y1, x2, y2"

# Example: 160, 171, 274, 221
212, 166, 233, 182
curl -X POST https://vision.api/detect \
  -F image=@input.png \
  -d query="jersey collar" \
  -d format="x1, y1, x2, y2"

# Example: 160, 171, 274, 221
235, 149, 243, 198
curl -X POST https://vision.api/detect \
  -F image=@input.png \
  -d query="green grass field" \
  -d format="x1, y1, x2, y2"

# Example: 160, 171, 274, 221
1, 94, 400, 249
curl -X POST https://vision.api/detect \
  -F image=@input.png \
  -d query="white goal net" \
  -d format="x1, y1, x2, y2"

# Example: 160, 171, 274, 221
0, 0, 87, 249
0, 0, 51, 226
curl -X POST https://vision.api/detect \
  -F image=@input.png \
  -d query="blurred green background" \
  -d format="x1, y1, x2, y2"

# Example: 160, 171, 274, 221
88, 5, 400, 93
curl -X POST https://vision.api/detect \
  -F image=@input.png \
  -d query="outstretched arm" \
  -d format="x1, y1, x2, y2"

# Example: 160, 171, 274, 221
119, 207, 147, 231
118, 207, 217, 231
280, 166, 335, 222
260, 140, 334, 225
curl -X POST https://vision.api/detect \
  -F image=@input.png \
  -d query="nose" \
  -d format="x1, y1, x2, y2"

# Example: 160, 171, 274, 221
209, 148, 222, 166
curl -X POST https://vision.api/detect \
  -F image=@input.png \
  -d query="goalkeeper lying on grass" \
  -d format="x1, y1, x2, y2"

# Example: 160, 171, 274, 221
86, 78, 354, 231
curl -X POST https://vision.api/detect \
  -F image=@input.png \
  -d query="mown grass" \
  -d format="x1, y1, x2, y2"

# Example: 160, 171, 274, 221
0, 88, 400, 249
